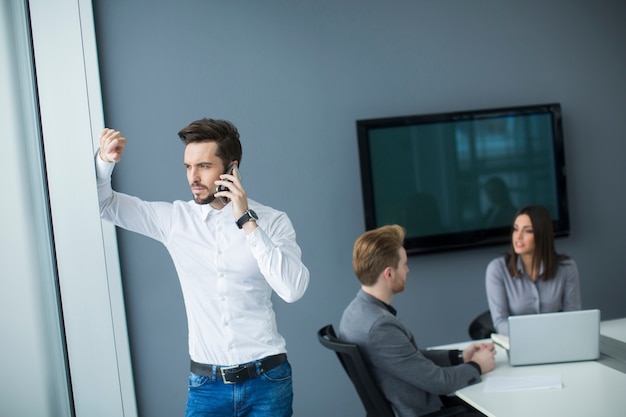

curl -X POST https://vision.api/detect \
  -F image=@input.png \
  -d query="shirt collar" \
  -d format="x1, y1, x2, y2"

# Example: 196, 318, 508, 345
383, 302, 397, 316
199, 201, 229, 222
199, 203, 212, 221
515, 256, 545, 278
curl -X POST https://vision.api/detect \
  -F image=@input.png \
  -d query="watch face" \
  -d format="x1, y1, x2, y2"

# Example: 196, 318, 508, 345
249, 209, 258, 220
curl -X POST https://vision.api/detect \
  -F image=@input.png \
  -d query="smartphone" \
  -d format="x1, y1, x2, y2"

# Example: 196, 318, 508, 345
217, 163, 240, 204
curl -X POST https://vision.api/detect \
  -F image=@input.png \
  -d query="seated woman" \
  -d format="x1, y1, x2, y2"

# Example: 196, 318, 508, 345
485, 205, 581, 335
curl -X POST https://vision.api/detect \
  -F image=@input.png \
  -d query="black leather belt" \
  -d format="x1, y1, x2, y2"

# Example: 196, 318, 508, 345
190, 353, 287, 384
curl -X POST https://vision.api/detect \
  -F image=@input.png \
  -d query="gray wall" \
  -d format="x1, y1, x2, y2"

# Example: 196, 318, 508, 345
92, 1, 626, 416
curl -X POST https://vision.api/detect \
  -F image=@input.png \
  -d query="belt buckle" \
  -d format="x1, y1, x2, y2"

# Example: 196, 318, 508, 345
220, 365, 241, 384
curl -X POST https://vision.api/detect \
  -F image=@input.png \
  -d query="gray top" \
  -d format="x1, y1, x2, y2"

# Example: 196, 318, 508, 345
485, 256, 581, 335
339, 290, 480, 417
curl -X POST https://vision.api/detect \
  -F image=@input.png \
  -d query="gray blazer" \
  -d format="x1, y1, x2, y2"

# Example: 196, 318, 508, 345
338, 290, 480, 417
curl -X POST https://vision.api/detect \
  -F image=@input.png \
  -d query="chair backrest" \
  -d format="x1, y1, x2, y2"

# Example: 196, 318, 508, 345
317, 324, 394, 417
468, 310, 495, 340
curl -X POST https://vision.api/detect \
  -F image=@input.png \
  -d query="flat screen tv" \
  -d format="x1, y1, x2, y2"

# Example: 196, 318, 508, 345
356, 103, 570, 255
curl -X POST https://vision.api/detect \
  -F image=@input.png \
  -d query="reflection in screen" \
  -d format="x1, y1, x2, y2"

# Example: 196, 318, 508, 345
368, 112, 559, 238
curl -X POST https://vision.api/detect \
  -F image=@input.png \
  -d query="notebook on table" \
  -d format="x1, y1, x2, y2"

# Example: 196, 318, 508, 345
491, 309, 601, 366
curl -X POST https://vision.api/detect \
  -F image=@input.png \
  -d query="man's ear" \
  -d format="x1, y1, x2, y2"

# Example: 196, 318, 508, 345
382, 266, 394, 283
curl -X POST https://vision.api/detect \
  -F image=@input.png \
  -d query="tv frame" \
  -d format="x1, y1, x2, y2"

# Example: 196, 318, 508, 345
356, 103, 570, 255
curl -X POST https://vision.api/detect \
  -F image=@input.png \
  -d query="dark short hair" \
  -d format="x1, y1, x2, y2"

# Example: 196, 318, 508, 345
353, 225, 406, 286
177, 118, 243, 169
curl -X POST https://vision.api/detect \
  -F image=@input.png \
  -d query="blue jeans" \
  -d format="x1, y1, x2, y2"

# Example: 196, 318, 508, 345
185, 360, 293, 417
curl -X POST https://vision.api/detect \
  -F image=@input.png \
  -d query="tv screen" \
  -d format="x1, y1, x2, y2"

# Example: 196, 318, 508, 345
356, 103, 570, 255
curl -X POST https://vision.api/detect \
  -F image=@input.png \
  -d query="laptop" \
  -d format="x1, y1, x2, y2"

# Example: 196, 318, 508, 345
495, 309, 601, 366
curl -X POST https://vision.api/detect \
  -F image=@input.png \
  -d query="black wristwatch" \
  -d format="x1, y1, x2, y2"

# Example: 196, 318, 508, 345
236, 209, 258, 229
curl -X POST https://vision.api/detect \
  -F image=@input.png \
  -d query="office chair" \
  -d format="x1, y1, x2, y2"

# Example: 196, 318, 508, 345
317, 324, 469, 417
468, 310, 495, 340
318, 324, 394, 417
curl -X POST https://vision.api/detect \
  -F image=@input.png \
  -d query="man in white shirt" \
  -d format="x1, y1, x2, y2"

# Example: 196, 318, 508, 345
96, 118, 310, 417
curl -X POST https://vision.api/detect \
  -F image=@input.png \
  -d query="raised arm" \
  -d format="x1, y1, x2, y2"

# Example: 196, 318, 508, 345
99, 128, 127, 163
214, 167, 309, 303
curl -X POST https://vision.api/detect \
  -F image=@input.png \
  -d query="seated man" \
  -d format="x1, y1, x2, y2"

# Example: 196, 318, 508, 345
339, 225, 495, 417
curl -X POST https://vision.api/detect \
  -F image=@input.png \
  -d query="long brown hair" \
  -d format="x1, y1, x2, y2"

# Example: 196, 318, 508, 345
505, 205, 569, 280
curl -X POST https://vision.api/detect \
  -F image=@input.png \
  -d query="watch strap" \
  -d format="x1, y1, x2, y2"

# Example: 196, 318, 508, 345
236, 209, 258, 229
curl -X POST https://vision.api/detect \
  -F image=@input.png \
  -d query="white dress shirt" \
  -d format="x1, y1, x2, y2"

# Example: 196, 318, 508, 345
96, 157, 309, 365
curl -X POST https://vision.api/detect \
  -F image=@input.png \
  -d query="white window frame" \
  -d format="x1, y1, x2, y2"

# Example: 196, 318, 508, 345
28, 0, 137, 415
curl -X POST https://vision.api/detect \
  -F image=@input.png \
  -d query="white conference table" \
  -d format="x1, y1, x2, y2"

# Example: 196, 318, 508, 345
434, 328, 626, 417
600, 317, 626, 372
601, 317, 626, 343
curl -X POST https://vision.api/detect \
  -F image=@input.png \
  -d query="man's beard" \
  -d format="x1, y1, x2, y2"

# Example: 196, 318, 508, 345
194, 194, 215, 205
191, 184, 216, 205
